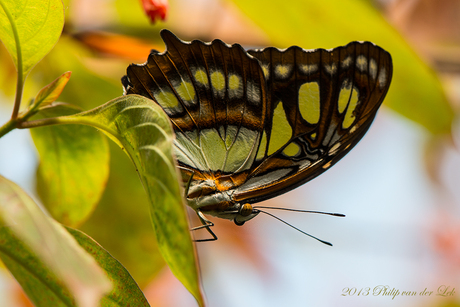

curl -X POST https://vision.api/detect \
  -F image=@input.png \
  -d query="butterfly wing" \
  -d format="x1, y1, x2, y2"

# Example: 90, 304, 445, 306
122, 30, 269, 190
232, 43, 393, 203
122, 30, 393, 206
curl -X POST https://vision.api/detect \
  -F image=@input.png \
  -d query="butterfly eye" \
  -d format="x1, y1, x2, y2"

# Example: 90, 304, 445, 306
239, 203, 254, 217
233, 203, 255, 226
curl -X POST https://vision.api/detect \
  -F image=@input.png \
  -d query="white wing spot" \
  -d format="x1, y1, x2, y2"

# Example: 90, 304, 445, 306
324, 63, 337, 75
322, 123, 337, 146
299, 160, 312, 171
378, 67, 387, 89
328, 142, 341, 156
299, 64, 318, 74
310, 159, 323, 168
369, 58, 378, 80
246, 80, 261, 105
356, 55, 367, 72
341, 56, 352, 68
261, 64, 270, 79
275, 64, 291, 79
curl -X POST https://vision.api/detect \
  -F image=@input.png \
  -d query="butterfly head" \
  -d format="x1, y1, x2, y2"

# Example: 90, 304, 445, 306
187, 193, 260, 225
233, 203, 259, 226
184, 175, 261, 225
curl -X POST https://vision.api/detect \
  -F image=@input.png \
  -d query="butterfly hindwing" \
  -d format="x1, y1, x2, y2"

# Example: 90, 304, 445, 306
234, 43, 392, 203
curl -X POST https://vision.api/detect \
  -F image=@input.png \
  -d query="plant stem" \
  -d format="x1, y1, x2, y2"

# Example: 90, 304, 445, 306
1, 113, 101, 138
12, 71, 24, 119
1, 105, 70, 138
18, 117, 64, 129
0, 119, 17, 138
18, 115, 117, 136
0, 1, 25, 120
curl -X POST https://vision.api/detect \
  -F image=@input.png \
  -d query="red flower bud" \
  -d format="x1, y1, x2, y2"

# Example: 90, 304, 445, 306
140, 0, 168, 23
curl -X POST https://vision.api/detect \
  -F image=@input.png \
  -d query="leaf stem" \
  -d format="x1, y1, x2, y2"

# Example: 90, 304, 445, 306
12, 71, 25, 119
17, 117, 64, 129
18, 114, 119, 139
0, 119, 17, 139
0, 1, 25, 119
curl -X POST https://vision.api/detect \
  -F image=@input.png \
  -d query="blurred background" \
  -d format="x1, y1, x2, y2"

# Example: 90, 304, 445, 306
0, 0, 459, 306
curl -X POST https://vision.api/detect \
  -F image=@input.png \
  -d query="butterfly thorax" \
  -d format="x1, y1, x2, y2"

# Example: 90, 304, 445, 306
186, 178, 259, 225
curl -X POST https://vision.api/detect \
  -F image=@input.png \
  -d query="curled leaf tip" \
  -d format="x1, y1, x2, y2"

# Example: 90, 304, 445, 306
33, 71, 73, 108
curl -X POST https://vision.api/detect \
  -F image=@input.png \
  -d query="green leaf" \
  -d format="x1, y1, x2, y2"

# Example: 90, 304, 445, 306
0, 0, 64, 79
33, 71, 71, 109
81, 142, 166, 287
30, 104, 110, 227
230, 0, 454, 134
67, 227, 151, 307
0, 227, 74, 307
58, 94, 204, 306
0, 225, 151, 307
0, 175, 112, 307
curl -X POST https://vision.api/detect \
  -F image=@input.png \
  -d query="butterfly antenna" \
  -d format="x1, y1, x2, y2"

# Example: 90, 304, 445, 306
253, 206, 345, 217
254, 209, 337, 246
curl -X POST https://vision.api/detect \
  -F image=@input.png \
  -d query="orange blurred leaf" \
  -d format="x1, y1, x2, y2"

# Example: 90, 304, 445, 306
74, 31, 163, 61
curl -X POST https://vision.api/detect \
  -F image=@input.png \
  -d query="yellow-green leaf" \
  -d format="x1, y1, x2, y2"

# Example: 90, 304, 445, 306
0, 175, 112, 307
0, 0, 64, 79
55, 94, 204, 306
30, 104, 110, 227
33, 71, 71, 108
230, 0, 454, 134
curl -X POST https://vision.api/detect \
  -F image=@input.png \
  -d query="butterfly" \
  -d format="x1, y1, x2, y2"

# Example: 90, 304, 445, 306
122, 29, 393, 243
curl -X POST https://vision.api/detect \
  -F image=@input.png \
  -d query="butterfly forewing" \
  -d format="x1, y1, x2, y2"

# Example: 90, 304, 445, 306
123, 30, 269, 188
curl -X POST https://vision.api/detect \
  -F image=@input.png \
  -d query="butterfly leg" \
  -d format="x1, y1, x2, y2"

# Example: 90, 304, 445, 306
183, 170, 195, 199
190, 210, 218, 242
182, 171, 217, 241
